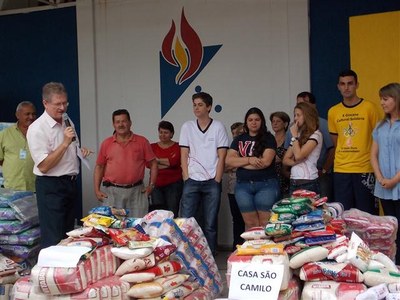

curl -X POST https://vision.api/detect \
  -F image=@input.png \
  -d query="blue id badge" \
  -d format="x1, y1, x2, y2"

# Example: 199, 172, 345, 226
19, 149, 27, 160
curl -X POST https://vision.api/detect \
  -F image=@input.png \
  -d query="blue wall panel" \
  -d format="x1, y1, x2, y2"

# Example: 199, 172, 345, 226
0, 6, 81, 218
0, 6, 79, 133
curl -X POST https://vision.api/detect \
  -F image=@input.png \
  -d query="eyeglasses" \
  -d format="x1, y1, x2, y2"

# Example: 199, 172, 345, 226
46, 101, 69, 108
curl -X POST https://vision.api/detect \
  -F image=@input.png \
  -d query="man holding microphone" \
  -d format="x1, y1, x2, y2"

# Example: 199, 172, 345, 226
27, 82, 92, 247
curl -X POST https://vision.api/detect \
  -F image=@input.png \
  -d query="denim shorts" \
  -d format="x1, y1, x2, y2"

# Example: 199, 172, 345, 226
235, 178, 280, 213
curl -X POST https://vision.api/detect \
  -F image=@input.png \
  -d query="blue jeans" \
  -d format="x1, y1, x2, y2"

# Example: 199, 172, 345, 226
180, 178, 221, 254
333, 172, 377, 215
235, 178, 280, 213
150, 180, 183, 217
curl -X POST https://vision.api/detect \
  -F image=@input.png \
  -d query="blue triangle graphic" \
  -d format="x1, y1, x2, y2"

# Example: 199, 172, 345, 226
160, 44, 222, 118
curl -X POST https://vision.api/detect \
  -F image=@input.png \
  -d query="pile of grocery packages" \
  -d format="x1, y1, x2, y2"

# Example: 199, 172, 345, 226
226, 189, 399, 300
10, 207, 222, 300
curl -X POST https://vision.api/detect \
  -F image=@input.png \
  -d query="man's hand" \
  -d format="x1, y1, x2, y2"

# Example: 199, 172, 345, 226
63, 127, 76, 145
95, 190, 108, 202
81, 147, 94, 158
142, 184, 154, 196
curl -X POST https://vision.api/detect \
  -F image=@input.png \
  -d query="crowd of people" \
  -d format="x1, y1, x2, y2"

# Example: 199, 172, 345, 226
0, 70, 399, 262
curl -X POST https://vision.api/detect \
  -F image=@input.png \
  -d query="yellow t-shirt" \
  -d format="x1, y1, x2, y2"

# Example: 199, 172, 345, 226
328, 99, 379, 173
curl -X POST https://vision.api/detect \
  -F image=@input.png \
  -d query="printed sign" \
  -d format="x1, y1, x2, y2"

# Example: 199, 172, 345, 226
228, 262, 284, 300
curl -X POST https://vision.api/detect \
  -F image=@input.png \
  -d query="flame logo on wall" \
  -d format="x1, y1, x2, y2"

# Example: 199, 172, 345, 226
159, 8, 222, 117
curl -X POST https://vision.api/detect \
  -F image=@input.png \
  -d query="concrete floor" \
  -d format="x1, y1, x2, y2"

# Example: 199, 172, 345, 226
215, 250, 232, 298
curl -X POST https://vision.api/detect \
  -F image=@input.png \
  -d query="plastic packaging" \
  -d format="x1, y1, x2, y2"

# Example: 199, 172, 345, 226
355, 283, 388, 300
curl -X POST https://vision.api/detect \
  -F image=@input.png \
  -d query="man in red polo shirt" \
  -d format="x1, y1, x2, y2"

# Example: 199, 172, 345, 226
94, 109, 157, 217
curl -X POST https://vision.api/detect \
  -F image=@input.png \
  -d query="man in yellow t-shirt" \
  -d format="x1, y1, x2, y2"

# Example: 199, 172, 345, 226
328, 69, 379, 214
0, 101, 37, 191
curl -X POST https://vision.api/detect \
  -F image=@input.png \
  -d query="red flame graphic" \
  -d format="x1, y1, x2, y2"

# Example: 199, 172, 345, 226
161, 8, 203, 85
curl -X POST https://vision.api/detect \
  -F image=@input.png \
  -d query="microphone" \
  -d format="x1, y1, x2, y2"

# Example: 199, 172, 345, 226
62, 113, 76, 141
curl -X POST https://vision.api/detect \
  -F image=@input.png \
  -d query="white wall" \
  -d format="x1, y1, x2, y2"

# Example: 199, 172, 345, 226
76, 0, 309, 247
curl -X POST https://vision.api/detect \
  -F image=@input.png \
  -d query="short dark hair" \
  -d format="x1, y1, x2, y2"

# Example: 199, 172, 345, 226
339, 69, 358, 83
297, 91, 316, 104
192, 92, 213, 106
158, 120, 174, 134
112, 109, 130, 122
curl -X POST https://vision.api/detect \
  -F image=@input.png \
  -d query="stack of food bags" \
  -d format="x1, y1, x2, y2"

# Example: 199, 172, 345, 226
12, 206, 221, 299
0, 189, 40, 274
141, 210, 223, 298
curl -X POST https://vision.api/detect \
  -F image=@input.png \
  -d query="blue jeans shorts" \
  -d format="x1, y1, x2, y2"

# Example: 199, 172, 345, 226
235, 178, 280, 213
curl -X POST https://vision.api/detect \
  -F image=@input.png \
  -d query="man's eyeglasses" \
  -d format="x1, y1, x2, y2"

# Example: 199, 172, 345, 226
46, 101, 69, 108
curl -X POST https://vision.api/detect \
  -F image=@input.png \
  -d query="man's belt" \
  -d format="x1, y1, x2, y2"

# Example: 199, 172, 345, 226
102, 180, 143, 189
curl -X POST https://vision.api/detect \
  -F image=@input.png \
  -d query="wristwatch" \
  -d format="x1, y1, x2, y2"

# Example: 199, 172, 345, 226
290, 137, 298, 143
